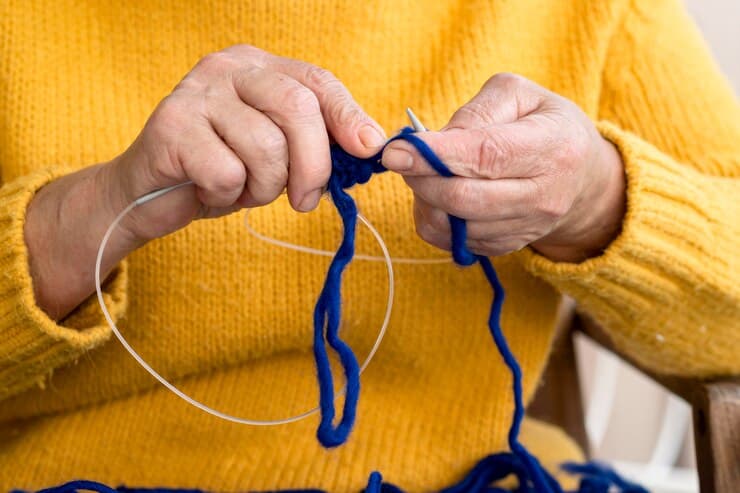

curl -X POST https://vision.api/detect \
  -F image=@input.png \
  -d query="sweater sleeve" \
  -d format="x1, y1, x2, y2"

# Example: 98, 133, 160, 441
0, 167, 128, 400
519, 0, 740, 377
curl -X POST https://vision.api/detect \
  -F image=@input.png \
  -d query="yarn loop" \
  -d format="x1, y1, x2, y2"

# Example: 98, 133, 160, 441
312, 127, 478, 446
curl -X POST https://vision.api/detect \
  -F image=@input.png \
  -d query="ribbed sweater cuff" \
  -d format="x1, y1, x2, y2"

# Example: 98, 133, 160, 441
0, 167, 127, 399
518, 121, 737, 376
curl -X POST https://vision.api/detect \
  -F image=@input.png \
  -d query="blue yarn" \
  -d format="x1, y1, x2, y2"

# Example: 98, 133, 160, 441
309, 127, 647, 492
311, 170, 364, 447
12, 481, 116, 493
11, 482, 205, 493
561, 462, 649, 493
313, 127, 480, 447
361, 472, 404, 493
18, 128, 648, 493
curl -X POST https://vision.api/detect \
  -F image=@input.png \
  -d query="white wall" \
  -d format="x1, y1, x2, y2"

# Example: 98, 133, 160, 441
685, 0, 740, 93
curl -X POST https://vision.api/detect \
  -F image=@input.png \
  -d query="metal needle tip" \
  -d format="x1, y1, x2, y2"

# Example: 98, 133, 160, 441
406, 107, 427, 132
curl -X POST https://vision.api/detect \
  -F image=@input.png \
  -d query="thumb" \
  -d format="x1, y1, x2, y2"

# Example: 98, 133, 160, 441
383, 118, 548, 179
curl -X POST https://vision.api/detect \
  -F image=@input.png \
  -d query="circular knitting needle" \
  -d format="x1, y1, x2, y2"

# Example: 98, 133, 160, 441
95, 183, 394, 426
406, 107, 427, 132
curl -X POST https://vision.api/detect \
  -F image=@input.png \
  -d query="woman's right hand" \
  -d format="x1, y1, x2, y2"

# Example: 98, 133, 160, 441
109, 44, 385, 244
24, 45, 385, 320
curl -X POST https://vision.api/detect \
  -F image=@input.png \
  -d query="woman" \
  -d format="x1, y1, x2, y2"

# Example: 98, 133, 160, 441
1, 0, 738, 490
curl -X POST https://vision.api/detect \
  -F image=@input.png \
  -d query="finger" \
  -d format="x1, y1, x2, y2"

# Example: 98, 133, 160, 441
414, 196, 545, 256
466, 236, 532, 257
383, 120, 552, 179
413, 194, 452, 251
271, 60, 386, 156
206, 90, 289, 207
444, 73, 547, 130
404, 174, 537, 221
231, 65, 330, 211
195, 202, 243, 220
177, 119, 247, 208
194, 46, 386, 157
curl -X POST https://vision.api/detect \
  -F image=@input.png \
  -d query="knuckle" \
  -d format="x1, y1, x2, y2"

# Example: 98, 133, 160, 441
475, 130, 510, 177
257, 128, 289, 164
327, 98, 364, 127
231, 63, 262, 90
281, 84, 321, 118
250, 169, 289, 205
440, 179, 473, 215
245, 193, 274, 208
303, 65, 338, 89
211, 163, 246, 194
248, 177, 285, 205
201, 83, 229, 116
223, 44, 263, 59
487, 72, 523, 91
302, 161, 332, 189
270, 164, 290, 189
149, 96, 187, 136
196, 51, 236, 75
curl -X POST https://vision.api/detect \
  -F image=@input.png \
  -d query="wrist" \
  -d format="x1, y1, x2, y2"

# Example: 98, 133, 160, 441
97, 155, 148, 249
24, 162, 139, 320
532, 136, 626, 262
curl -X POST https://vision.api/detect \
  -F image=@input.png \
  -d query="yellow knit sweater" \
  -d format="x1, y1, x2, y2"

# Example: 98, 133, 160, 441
1, 0, 738, 490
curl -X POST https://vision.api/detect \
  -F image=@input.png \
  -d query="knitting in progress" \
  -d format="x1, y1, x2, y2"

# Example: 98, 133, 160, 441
305, 126, 648, 492
16, 126, 650, 493
5, 0, 740, 488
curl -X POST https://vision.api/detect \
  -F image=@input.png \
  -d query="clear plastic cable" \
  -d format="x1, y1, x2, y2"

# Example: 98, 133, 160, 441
95, 183, 394, 425
243, 208, 451, 265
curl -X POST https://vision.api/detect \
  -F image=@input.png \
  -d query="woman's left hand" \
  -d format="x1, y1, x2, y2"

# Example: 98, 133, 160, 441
382, 73, 626, 263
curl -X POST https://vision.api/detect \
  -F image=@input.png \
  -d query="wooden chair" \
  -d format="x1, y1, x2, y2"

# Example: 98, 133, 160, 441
527, 309, 740, 492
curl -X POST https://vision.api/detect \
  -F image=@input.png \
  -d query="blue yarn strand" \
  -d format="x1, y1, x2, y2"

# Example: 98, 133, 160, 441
19, 128, 648, 493
312, 176, 364, 447
308, 127, 645, 492
12, 482, 206, 493
312, 127, 444, 446
26, 482, 117, 493
561, 462, 649, 493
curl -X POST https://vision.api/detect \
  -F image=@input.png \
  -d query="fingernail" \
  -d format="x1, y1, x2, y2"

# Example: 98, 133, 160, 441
359, 125, 386, 149
383, 145, 413, 171
297, 189, 322, 212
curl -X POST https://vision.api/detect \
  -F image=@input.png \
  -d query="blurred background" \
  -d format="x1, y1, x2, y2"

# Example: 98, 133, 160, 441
685, 0, 739, 93
575, 4, 739, 492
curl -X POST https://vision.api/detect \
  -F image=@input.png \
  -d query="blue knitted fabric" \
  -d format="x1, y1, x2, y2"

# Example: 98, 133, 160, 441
15, 128, 649, 493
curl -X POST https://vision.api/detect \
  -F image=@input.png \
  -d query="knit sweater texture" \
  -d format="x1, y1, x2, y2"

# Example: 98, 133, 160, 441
0, 0, 738, 490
